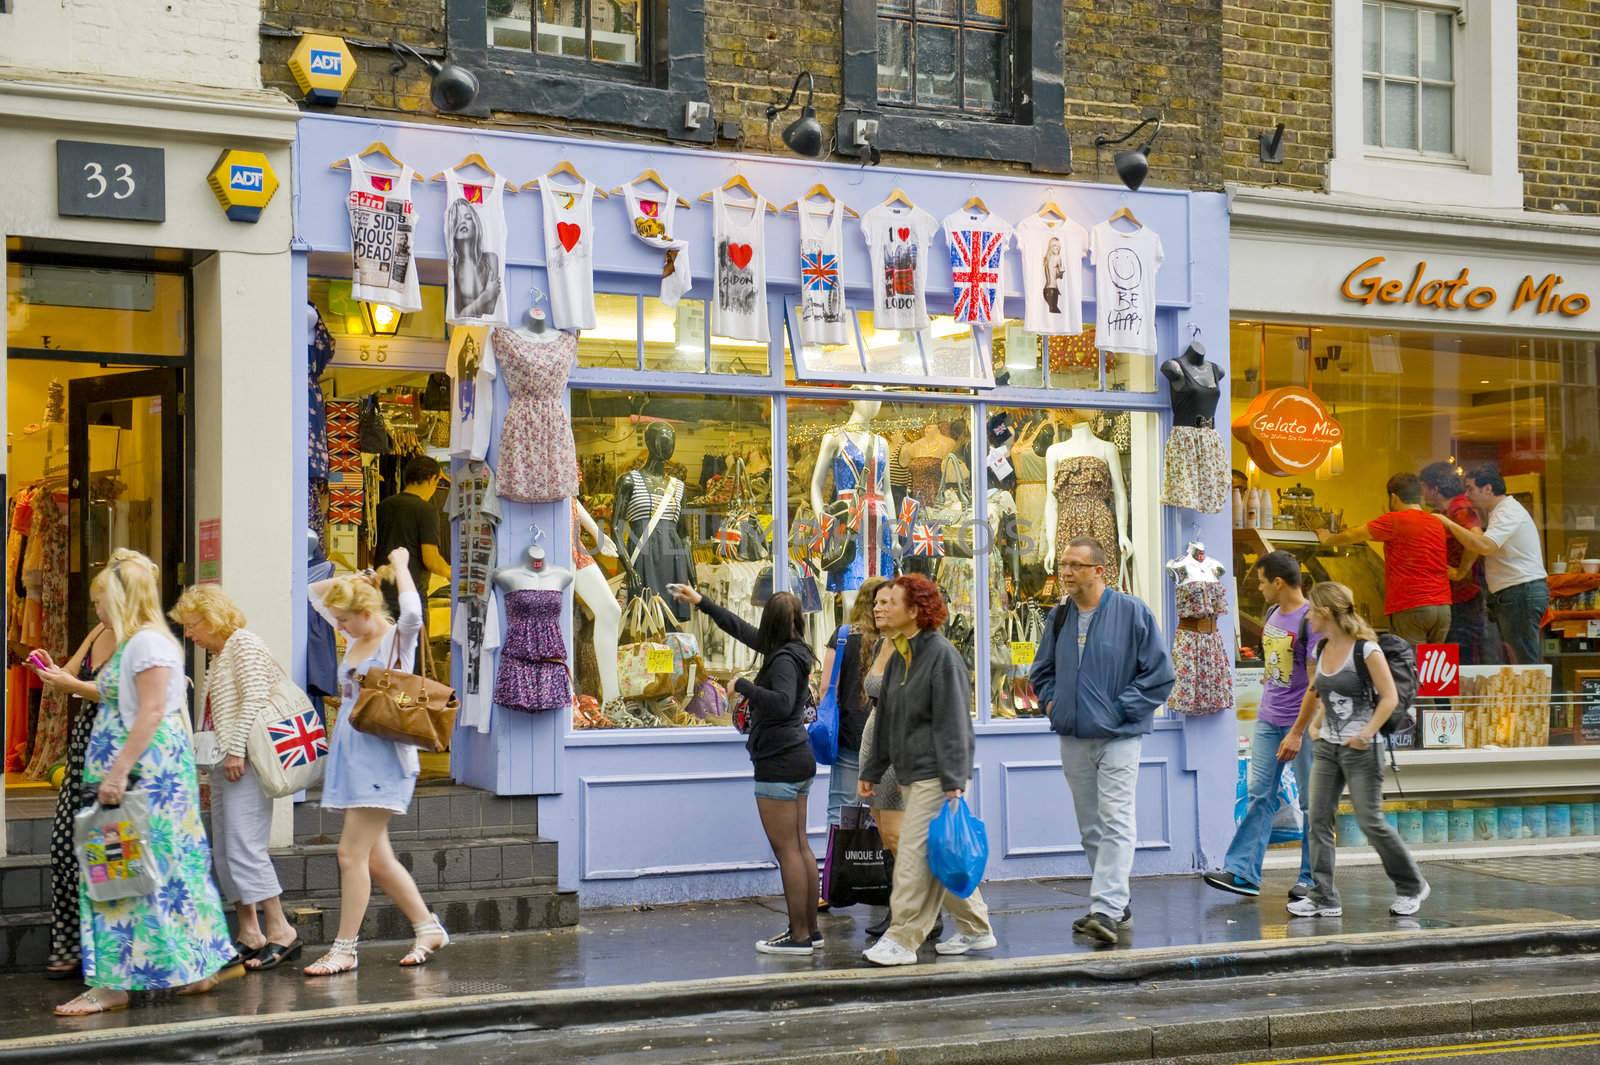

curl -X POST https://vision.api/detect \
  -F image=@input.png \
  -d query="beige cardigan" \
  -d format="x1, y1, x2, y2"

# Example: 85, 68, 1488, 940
205, 629, 283, 759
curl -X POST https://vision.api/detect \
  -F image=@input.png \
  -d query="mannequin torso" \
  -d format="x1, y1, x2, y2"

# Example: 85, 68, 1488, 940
1041, 421, 1132, 586
1161, 348, 1225, 428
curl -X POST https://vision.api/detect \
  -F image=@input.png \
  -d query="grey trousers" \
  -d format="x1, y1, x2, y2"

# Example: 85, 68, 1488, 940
1307, 739, 1424, 908
211, 762, 283, 906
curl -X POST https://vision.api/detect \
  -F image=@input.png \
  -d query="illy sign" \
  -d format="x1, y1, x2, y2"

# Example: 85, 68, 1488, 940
1416, 644, 1460, 698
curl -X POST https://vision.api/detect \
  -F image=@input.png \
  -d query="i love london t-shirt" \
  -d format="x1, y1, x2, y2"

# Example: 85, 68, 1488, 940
1090, 221, 1163, 356
862, 202, 940, 331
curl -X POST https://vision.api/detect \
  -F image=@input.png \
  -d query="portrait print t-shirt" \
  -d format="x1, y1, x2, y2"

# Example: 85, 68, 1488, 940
1015, 213, 1089, 335
861, 201, 940, 331
1089, 221, 1163, 356
1313, 642, 1385, 745
443, 168, 510, 326
447, 325, 496, 461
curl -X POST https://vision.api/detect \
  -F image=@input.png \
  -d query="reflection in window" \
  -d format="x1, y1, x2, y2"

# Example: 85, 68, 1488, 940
876, 0, 1011, 117
1362, 0, 1455, 154
490, 0, 644, 69
643, 296, 707, 373
8, 264, 188, 357
570, 389, 773, 729
577, 292, 642, 369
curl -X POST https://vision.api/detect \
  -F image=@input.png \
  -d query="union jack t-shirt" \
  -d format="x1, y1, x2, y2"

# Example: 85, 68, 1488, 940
941, 210, 1013, 326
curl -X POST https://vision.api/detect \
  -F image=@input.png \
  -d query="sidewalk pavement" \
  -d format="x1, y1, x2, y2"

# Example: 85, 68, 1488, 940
2, 854, 1595, 1059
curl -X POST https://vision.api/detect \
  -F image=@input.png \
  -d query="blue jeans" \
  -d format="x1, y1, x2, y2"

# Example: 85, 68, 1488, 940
1060, 735, 1141, 918
754, 778, 813, 801
1222, 719, 1313, 889
1488, 579, 1549, 665
827, 746, 860, 827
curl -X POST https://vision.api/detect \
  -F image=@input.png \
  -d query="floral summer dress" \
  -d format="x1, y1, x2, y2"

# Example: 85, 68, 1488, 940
1170, 580, 1233, 716
79, 635, 235, 990
1053, 456, 1120, 587
493, 328, 579, 503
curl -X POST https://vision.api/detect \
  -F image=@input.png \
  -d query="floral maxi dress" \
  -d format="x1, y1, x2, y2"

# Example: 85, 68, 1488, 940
79, 637, 235, 990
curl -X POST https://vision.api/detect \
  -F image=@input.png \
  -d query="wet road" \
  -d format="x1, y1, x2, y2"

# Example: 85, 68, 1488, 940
1209, 1032, 1600, 1064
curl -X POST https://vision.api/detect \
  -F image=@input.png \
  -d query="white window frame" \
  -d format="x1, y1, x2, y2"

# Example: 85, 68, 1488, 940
1361, 0, 1461, 160
1330, 0, 1522, 209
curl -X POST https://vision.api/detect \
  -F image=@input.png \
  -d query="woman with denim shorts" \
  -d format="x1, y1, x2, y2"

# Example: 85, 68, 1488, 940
671, 583, 818, 956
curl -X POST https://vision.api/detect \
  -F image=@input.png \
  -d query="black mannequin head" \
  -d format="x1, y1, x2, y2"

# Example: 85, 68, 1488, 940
644, 421, 677, 463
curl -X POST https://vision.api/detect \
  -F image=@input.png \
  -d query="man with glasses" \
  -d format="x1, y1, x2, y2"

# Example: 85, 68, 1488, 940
1029, 537, 1174, 945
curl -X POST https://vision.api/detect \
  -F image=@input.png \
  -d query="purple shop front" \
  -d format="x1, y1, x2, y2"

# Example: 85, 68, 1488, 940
288, 112, 1235, 907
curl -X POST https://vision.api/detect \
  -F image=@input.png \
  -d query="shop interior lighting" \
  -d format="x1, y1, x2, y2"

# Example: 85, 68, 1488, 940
766, 72, 825, 158
388, 41, 480, 113
361, 302, 404, 337
1094, 114, 1163, 192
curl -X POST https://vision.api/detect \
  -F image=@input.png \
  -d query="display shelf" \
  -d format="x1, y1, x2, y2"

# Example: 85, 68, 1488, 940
1387, 745, 1600, 796
1265, 833, 1600, 870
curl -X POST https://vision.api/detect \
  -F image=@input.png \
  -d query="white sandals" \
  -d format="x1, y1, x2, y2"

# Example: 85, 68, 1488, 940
399, 913, 450, 967
303, 936, 360, 977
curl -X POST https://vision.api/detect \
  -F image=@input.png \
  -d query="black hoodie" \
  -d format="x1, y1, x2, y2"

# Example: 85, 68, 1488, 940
698, 598, 818, 783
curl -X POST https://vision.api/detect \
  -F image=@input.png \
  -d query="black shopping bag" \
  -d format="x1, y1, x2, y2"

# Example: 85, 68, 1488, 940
823, 804, 892, 908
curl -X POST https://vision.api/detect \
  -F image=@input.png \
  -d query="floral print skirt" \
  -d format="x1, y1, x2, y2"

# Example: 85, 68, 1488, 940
79, 704, 236, 990
1160, 426, 1230, 514
1170, 629, 1233, 716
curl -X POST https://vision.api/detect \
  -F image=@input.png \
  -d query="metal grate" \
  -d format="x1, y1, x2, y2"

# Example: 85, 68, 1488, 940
1445, 854, 1600, 888
447, 981, 516, 996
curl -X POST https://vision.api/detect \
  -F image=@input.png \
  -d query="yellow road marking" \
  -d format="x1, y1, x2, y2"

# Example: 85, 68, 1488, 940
1243, 1032, 1600, 1065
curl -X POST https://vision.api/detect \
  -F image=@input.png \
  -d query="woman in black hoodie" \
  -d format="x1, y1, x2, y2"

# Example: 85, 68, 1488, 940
669, 583, 819, 956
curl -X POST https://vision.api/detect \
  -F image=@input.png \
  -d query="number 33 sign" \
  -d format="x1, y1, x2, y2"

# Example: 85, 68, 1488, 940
56, 140, 165, 223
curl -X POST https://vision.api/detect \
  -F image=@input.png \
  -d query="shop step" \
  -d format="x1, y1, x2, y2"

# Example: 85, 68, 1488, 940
0, 908, 51, 971
292, 784, 538, 844
0, 853, 52, 916
286, 883, 578, 946
4, 795, 59, 857
274, 835, 559, 896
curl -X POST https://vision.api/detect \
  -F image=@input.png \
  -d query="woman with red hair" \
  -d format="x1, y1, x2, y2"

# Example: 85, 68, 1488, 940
857, 574, 995, 966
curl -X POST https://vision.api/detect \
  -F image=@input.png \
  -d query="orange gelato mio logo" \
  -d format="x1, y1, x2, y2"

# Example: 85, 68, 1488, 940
1232, 387, 1344, 476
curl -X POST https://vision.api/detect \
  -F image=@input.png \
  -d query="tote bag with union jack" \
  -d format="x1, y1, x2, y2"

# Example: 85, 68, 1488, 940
246, 672, 330, 799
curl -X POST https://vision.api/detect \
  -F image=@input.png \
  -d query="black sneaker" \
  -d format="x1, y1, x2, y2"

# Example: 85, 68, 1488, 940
755, 932, 814, 956
1201, 871, 1262, 898
1079, 912, 1121, 945
1075, 907, 1131, 933
1288, 882, 1313, 901
927, 916, 945, 942
865, 912, 891, 939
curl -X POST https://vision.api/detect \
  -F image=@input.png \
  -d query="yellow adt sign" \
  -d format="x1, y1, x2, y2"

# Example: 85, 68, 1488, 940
208, 150, 280, 223
289, 34, 357, 105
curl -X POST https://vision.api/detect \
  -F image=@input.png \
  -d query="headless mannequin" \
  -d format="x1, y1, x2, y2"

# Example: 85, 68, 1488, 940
494, 544, 573, 594
1160, 339, 1225, 428
526, 304, 550, 334
570, 499, 622, 704
1166, 541, 1224, 585
811, 399, 895, 616
613, 421, 692, 619
1041, 415, 1133, 581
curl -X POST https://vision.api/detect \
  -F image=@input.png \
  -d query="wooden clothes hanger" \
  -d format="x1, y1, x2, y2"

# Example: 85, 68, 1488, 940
523, 160, 611, 197
960, 194, 991, 215
699, 173, 778, 213
330, 141, 408, 172
1107, 204, 1143, 228
610, 169, 691, 208
879, 187, 916, 209
782, 183, 860, 218
428, 153, 519, 193
1037, 200, 1070, 222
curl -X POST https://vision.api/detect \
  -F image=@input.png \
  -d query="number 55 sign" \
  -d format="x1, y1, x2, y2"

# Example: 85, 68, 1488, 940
56, 141, 166, 223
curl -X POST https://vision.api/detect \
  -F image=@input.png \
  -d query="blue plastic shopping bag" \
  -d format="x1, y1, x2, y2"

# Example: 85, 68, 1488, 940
1232, 753, 1304, 844
808, 625, 848, 766
927, 796, 988, 898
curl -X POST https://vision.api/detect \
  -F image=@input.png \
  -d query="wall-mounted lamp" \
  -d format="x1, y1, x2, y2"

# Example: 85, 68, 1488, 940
388, 41, 479, 113
1259, 122, 1286, 164
1094, 114, 1162, 191
766, 72, 825, 158
361, 302, 404, 337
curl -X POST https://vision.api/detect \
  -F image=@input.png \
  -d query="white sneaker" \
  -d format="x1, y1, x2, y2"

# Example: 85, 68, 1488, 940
1286, 897, 1343, 918
934, 931, 998, 956
1390, 880, 1431, 917
862, 937, 919, 966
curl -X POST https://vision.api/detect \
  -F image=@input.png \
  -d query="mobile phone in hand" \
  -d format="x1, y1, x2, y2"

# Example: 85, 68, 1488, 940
26, 650, 49, 673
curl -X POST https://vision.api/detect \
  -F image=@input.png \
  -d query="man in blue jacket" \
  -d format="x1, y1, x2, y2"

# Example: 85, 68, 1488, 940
1030, 537, 1175, 945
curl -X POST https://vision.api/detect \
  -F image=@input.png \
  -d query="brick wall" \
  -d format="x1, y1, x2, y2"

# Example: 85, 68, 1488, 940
0, 0, 261, 90
1219, 0, 1331, 191
259, 1, 1221, 187
1517, 0, 1600, 214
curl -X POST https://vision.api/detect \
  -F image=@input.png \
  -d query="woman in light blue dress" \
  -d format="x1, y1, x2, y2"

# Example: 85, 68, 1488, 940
304, 548, 448, 975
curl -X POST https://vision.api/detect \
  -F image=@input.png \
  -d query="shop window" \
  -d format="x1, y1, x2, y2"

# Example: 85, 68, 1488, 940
839, 0, 1068, 170
578, 293, 646, 370
570, 389, 775, 729
1229, 320, 1600, 747
992, 325, 1157, 395
6, 262, 187, 358
310, 279, 448, 348
447, 0, 712, 142
1362, 1, 1456, 155
988, 406, 1164, 720
786, 305, 994, 388
876, 0, 1012, 118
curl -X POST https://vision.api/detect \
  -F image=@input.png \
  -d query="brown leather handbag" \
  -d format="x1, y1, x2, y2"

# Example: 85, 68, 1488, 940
349, 627, 459, 753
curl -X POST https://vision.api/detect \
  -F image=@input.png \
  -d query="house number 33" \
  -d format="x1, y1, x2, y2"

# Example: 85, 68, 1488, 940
83, 161, 137, 200
56, 140, 165, 222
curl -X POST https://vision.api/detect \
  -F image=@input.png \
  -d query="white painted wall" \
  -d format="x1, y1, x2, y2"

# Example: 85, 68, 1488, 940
0, 0, 262, 90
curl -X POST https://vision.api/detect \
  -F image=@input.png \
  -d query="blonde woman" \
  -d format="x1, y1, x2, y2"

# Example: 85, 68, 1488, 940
1286, 582, 1429, 920
170, 586, 301, 971
33, 550, 236, 1016
303, 548, 447, 976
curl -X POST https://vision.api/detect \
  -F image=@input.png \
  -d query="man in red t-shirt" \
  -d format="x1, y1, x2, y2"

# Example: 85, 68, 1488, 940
1420, 461, 1487, 663
1318, 473, 1452, 644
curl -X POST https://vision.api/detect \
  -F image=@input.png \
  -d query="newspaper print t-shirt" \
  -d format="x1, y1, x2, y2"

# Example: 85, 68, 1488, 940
443, 169, 510, 326
447, 326, 497, 461
1015, 213, 1089, 335
941, 210, 1013, 326
346, 155, 423, 313
861, 201, 940, 331
713, 188, 769, 342
453, 594, 502, 733
446, 460, 502, 605
798, 199, 848, 346
1089, 221, 1163, 356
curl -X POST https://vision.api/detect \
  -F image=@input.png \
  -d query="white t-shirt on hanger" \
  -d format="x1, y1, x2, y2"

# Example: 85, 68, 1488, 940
540, 179, 597, 331
346, 155, 422, 312
940, 209, 1013, 326
447, 325, 496, 461
443, 170, 510, 326
798, 199, 848, 346
452, 594, 503, 734
1015, 213, 1089, 335
712, 188, 769, 342
1090, 220, 1163, 356
623, 183, 692, 306
861, 201, 940, 331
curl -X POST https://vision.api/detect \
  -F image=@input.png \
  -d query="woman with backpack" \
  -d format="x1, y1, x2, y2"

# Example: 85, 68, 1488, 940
669, 583, 819, 955
170, 586, 302, 971
1291, 581, 1429, 919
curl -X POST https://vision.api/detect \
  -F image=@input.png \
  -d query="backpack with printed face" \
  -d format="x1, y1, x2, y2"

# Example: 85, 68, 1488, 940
1354, 634, 1419, 737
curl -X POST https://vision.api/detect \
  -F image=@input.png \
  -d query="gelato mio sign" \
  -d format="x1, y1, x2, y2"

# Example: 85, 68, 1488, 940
1340, 256, 1592, 318
1233, 387, 1343, 477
